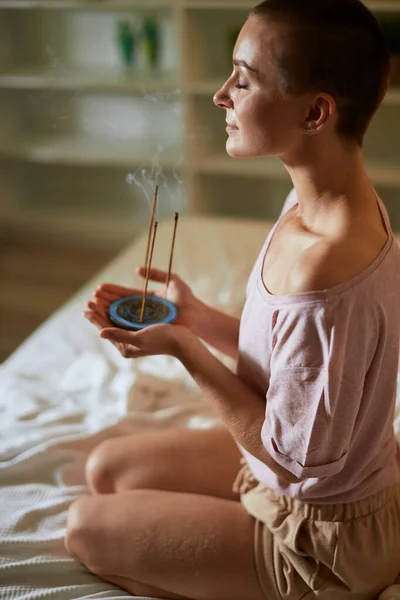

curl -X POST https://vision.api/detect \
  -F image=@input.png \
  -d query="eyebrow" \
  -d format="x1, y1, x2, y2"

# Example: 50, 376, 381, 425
233, 59, 259, 74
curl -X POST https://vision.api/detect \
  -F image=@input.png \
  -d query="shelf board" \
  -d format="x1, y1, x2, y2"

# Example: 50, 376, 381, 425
194, 155, 400, 188
195, 155, 286, 178
0, 67, 179, 93
365, 162, 400, 187
365, 1, 400, 11
187, 80, 224, 96
385, 87, 400, 103
184, 0, 400, 11
0, 134, 182, 169
2, 0, 396, 11
1, 204, 140, 246
0, 0, 175, 9
184, 1, 252, 8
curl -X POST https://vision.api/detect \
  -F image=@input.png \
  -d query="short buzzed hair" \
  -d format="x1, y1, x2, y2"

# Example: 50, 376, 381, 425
251, 0, 391, 145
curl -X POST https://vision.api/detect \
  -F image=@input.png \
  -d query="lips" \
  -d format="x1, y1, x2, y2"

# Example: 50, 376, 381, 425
226, 123, 239, 133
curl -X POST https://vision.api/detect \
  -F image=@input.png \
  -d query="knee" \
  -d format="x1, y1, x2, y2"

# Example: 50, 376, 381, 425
64, 497, 100, 572
85, 439, 119, 494
64, 498, 85, 558
85, 435, 164, 495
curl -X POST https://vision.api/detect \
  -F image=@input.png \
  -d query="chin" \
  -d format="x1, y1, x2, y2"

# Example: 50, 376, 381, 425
226, 138, 271, 159
226, 145, 264, 159
226, 148, 241, 158
226, 142, 251, 158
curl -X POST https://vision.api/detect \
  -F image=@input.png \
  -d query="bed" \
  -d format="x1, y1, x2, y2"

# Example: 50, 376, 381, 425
1, 216, 400, 600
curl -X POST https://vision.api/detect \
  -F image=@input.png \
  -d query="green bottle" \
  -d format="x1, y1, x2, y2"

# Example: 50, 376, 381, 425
116, 20, 136, 68
142, 17, 160, 69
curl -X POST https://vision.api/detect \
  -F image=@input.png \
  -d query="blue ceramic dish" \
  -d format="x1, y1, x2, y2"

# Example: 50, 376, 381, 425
108, 295, 178, 331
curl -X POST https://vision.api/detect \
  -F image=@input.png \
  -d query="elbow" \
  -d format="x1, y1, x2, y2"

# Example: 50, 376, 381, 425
284, 473, 306, 485
275, 466, 305, 485
261, 447, 305, 484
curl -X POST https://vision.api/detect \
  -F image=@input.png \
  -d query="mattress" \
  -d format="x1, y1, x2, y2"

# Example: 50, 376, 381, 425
0, 216, 399, 600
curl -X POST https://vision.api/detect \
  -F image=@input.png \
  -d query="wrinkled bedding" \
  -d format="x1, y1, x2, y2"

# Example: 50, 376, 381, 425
0, 216, 399, 600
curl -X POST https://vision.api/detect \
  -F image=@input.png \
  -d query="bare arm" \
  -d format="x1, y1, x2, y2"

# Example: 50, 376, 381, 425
92, 296, 301, 484
99, 321, 302, 484
191, 300, 240, 361
175, 328, 302, 484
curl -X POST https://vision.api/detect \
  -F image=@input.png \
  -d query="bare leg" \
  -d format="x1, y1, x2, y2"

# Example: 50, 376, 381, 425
65, 489, 265, 600
68, 427, 250, 598
85, 427, 242, 501
99, 575, 188, 599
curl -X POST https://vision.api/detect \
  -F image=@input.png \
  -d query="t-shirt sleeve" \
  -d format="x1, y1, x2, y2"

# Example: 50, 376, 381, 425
261, 303, 363, 479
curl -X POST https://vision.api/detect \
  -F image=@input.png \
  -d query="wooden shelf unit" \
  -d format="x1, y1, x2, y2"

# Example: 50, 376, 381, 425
1, 0, 400, 245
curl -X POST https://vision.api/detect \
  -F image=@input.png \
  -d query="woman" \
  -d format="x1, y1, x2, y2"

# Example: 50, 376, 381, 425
65, 1, 400, 598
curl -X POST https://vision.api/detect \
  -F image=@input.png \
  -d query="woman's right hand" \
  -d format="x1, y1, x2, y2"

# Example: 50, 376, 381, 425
89, 266, 206, 335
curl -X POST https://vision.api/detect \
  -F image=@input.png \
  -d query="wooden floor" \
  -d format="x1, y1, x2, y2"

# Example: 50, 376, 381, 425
0, 233, 120, 364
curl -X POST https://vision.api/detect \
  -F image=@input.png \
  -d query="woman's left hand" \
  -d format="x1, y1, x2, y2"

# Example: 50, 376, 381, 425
84, 300, 189, 359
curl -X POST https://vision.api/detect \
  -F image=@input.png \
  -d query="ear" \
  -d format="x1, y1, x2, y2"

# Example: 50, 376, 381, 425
302, 93, 335, 133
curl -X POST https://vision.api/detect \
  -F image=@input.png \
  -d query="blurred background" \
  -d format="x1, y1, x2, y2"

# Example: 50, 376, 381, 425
1, 0, 400, 363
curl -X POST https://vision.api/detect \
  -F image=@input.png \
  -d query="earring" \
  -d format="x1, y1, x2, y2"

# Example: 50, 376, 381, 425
301, 126, 318, 135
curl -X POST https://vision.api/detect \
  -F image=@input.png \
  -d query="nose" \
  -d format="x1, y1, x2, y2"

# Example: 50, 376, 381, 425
213, 79, 233, 110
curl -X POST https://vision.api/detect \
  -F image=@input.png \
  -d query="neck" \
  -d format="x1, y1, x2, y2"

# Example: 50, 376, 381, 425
281, 136, 377, 233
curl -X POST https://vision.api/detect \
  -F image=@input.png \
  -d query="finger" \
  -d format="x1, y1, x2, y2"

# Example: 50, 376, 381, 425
87, 300, 109, 321
93, 289, 123, 303
100, 327, 141, 346
136, 267, 178, 284
85, 300, 112, 324
94, 284, 157, 301
94, 287, 136, 302
94, 290, 157, 309
89, 301, 109, 320
85, 312, 102, 329
95, 283, 143, 297
84, 305, 109, 325
83, 310, 109, 331
83, 309, 99, 326
89, 296, 111, 309
88, 297, 109, 312
119, 348, 146, 359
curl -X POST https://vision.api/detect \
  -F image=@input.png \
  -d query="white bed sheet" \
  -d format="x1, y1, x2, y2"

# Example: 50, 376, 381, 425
0, 216, 399, 600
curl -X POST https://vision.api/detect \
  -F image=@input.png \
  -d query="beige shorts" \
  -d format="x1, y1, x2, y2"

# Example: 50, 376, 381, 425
233, 460, 400, 600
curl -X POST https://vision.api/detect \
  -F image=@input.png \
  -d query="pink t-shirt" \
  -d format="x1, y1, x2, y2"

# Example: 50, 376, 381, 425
237, 189, 400, 503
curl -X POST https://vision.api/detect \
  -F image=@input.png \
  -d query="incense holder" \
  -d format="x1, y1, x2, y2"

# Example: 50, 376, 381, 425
108, 295, 178, 331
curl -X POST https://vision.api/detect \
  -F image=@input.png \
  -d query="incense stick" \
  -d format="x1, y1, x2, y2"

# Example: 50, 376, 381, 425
140, 221, 158, 323
142, 185, 159, 290
165, 212, 179, 294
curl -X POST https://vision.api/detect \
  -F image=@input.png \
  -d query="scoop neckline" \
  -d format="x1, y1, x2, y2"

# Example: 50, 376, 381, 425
257, 195, 394, 305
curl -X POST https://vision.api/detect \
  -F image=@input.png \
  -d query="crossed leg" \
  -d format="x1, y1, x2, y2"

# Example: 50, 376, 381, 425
65, 427, 266, 600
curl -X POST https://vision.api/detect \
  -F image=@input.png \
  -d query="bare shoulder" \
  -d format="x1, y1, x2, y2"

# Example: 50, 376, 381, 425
287, 228, 388, 295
